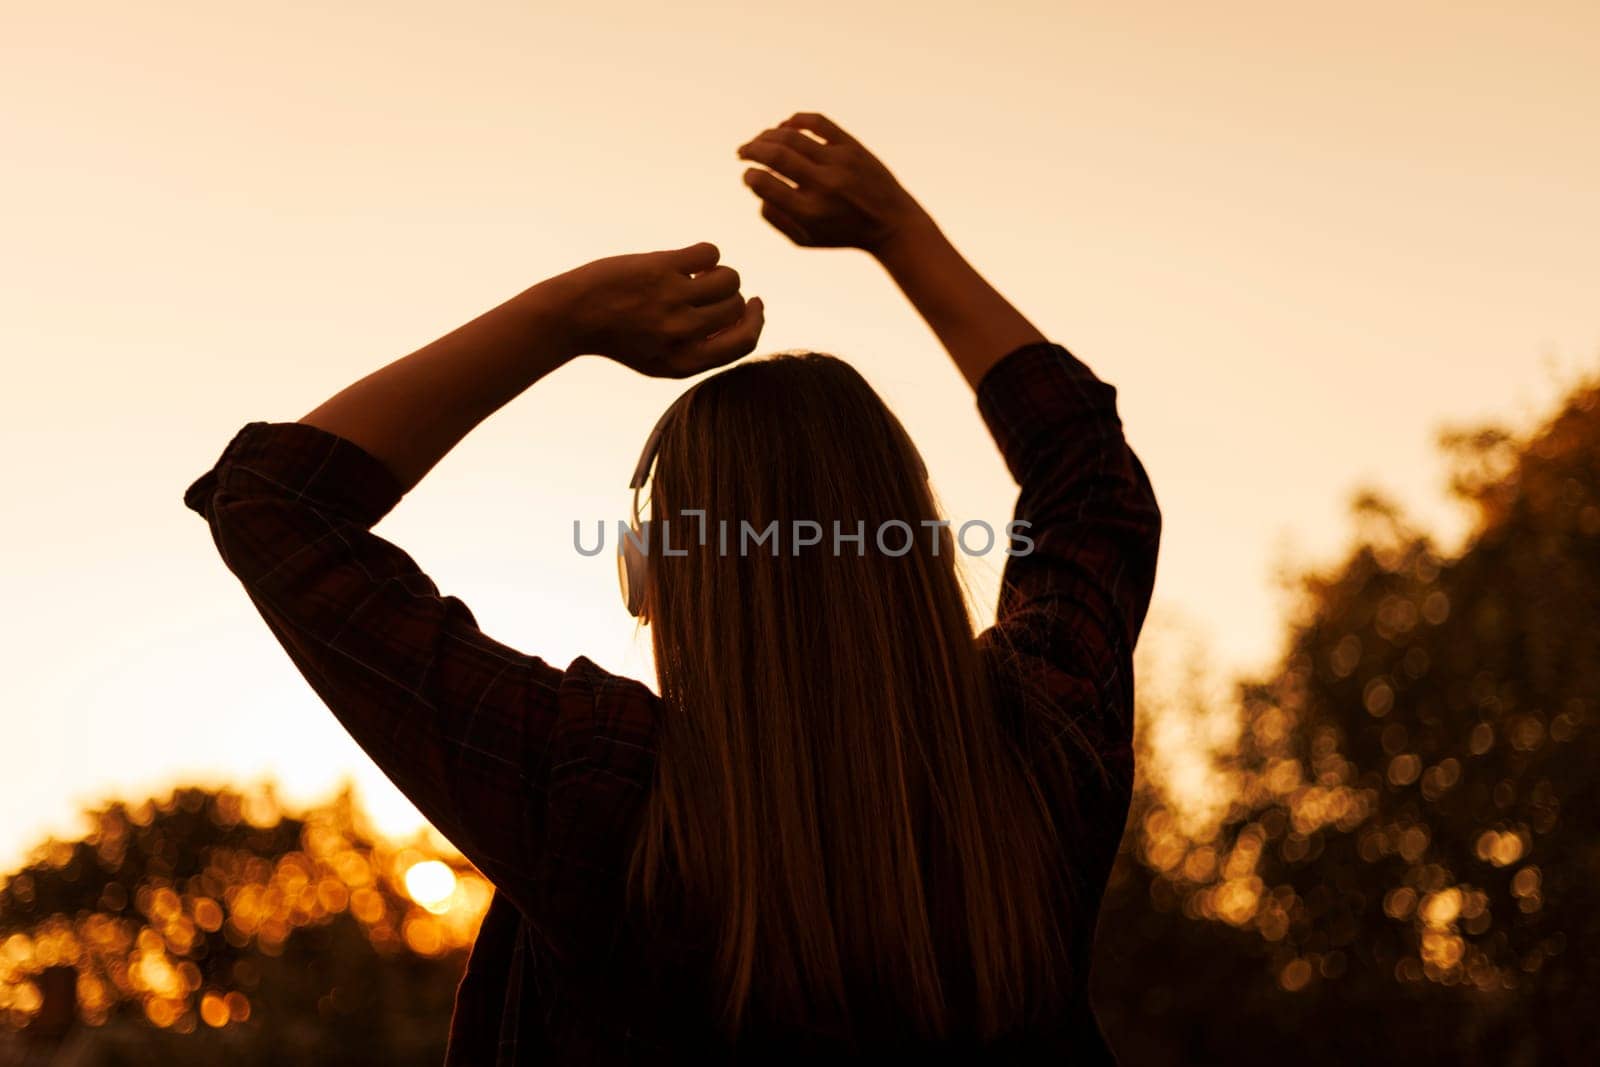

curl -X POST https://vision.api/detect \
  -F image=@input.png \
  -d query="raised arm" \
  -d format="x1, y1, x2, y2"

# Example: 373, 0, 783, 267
183, 243, 763, 896
739, 112, 1162, 737
970, 342, 1163, 734
298, 242, 763, 491
737, 111, 1045, 387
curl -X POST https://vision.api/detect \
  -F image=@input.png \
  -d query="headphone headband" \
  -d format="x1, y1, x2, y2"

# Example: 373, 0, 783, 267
629, 390, 696, 490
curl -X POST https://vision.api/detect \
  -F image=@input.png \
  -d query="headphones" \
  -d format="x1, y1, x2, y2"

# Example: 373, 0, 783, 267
619, 391, 694, 618
617, 389, 932, 619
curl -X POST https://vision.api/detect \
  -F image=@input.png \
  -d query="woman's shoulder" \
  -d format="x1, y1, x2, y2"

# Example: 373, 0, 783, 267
546, 656, 665, 773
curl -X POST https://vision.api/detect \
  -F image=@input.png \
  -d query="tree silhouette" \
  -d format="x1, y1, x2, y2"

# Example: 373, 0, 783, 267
0, 785, 487, 1064
1096, 370, 1600, 1065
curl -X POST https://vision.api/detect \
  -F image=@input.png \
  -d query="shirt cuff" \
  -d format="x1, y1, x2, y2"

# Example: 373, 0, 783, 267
975, 340, 1121, 478
183, 421, 406, 529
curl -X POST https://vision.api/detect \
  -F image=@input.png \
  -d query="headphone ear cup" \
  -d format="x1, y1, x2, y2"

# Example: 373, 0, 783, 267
619, 519, 652, 618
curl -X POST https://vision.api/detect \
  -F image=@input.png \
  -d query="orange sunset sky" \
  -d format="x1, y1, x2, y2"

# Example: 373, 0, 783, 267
2, 0, 1596, 870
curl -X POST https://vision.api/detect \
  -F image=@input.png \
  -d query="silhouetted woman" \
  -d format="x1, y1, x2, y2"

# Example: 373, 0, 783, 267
184, 111, 1161, 1064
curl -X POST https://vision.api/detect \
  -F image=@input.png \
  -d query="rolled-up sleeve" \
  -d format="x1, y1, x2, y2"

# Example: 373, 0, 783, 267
183, 421, 564, 898
975, 342, 1163, 755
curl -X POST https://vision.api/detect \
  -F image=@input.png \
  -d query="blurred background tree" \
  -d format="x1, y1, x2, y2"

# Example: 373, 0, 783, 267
1096, 369, 1600, 1066
3, 370, 1597, 1065
0, 785, 490, 1065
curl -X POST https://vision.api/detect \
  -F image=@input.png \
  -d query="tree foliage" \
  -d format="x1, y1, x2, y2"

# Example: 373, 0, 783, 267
0, 785, 488, 1064
1096, 371, 1600, 1065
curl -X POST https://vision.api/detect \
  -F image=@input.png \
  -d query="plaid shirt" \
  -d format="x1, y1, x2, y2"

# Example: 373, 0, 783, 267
183, 340, 1161, 1064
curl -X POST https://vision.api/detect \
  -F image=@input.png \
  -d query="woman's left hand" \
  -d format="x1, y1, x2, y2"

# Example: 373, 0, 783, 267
553, 241, 764, 379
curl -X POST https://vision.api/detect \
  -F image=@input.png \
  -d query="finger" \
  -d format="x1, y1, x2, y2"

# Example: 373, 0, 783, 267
743, 127, 827, 163
669, 241, 720, 275
672, 296, 763, 375
736, 139, 823, 187
684, 264, 740, 306
683, 293, 746, 337
780, 112, 857, 147
760, 202, 814, 247
742, 167, 808, 216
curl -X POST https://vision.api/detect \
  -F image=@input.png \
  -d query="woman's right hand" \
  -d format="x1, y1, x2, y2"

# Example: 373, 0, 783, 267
737, 112, 930, 255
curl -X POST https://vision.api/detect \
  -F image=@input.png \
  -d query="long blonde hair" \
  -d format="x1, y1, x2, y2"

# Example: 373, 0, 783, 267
625, 352, 1073, 1043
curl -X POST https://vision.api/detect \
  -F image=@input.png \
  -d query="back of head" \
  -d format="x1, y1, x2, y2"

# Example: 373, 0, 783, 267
626, 352, 1071, 1045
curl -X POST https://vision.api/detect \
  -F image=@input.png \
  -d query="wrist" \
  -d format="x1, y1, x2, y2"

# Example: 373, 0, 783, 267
869, 209, 946, 271
517, 272, 589, 364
